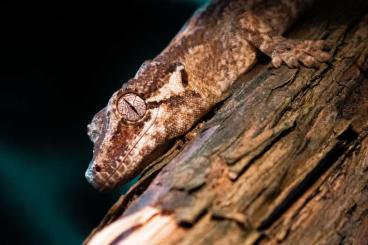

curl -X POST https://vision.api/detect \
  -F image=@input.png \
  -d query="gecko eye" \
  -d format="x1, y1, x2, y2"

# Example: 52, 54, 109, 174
117, 93, 146, 122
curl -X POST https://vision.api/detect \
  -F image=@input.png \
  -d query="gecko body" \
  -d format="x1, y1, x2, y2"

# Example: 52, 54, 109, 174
85, 0, 330, 191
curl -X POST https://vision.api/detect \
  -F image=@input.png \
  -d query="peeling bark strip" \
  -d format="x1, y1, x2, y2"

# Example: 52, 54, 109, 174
85, 1, 368, 244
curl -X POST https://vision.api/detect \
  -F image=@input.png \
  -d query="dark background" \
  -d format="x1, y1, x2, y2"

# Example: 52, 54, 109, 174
0, 1, 204, 244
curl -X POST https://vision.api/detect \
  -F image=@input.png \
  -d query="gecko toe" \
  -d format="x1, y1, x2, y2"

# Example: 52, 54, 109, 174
310, 50, 331, 62
285, 56, 299, 68
297, 52, 319, 68
277, 52, 298, 68
272, 56, 283, 68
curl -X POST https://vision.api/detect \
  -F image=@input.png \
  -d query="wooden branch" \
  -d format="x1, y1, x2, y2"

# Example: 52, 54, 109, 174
85, 1, 368, 244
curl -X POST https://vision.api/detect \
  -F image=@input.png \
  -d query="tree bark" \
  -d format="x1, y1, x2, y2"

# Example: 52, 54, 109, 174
85, 0, 368, 244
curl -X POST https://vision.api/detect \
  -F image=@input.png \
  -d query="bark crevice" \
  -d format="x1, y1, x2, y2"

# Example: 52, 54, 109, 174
85, 1, 368, 244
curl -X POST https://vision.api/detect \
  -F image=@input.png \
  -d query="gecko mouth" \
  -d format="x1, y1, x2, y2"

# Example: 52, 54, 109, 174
86, 107, 161, 191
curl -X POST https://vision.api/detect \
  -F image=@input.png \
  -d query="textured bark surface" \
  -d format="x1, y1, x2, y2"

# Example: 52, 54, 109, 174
85, 0, 368, 244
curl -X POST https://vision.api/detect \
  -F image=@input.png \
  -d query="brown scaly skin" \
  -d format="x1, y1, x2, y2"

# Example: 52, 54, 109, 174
85, 0, 330, 191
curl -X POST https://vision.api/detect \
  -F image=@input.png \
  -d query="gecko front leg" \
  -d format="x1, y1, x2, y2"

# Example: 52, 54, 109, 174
238, 1, 331, 68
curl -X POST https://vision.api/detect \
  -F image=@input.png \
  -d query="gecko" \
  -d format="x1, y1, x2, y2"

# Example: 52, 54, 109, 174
85, 0, 331, 191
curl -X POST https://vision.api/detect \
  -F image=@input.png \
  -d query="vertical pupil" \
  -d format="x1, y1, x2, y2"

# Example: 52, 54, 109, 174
124, 98, 139, 115
118, 93, 146, 121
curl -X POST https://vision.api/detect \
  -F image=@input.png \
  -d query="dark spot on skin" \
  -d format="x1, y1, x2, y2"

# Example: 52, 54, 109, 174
146, 101, 161, 109
165, 62, 188, 86
166, 62, 182, 73
95, 165, 102, 172
166, 95, 185, 106
180, 68, 189, 86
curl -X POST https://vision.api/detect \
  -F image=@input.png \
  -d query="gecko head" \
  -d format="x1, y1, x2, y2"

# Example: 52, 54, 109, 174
85, 89, 167, 191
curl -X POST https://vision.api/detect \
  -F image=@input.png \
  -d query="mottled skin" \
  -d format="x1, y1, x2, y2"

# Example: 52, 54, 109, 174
85, 0, 330, 191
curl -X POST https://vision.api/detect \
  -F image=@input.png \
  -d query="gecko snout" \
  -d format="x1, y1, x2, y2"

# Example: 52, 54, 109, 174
85, 160, 112, 191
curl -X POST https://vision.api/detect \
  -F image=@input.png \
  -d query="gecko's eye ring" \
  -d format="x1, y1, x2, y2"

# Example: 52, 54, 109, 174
117, 93, 146, 122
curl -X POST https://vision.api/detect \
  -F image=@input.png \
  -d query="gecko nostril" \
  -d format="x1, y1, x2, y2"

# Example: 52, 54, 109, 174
95, 165, 102, 172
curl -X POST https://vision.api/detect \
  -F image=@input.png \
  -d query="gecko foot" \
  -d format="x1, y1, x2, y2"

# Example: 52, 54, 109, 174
270, 37, 331, 68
